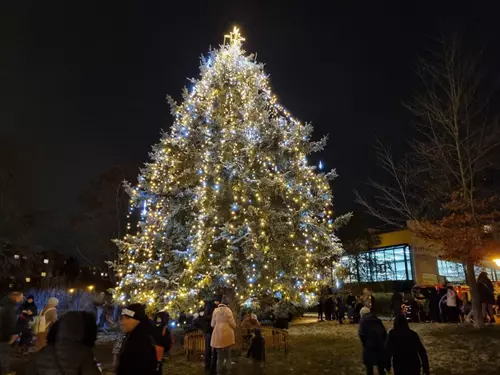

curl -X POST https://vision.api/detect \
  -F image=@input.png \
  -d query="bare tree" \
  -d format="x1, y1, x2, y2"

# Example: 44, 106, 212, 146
72, 165, 137, 281
356, 35, 500, 328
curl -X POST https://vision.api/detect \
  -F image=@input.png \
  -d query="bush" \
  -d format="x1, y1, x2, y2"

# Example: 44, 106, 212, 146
371, 292, 392, 316
26, 288, 97, 315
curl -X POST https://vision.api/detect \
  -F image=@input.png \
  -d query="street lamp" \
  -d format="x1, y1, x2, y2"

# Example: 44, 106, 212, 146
493, 259, 500, 267
88, 285, 95, 291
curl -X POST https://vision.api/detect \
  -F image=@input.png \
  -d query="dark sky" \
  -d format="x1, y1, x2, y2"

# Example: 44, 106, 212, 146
2, 1, 500, 226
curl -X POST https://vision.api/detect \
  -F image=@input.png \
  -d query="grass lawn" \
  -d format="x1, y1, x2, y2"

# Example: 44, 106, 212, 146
149, 321, 500, 375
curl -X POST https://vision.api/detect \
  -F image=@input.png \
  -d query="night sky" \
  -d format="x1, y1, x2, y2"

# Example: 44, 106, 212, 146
2, 1, 500, 227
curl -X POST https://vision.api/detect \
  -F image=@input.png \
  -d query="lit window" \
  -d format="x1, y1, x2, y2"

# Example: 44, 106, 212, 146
41, 272, 46, 277
342, 245, 413, 283
438, 260, 465, 283
25, 277, 31, 283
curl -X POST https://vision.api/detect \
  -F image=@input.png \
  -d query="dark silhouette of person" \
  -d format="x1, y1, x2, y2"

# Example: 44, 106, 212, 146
386, 315, 430, 375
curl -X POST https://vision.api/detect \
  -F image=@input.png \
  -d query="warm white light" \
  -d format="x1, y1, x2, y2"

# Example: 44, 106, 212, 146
41, 272, 46, 277
25, 277, 31, 283
14, 254, 19, 260
43, 259, 49, 264
494, 259, 500, 267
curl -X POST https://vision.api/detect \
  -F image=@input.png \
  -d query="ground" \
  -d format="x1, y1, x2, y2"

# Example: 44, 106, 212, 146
13, 319, 500, 375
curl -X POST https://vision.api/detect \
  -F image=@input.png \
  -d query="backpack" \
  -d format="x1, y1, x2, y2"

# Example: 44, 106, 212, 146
33, 307, 55, 334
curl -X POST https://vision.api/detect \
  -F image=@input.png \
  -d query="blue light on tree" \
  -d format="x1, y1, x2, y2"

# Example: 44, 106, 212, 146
318, 160, 324, 170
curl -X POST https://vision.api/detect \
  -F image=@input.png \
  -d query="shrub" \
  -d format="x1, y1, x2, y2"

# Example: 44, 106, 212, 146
26, 288, 96, 315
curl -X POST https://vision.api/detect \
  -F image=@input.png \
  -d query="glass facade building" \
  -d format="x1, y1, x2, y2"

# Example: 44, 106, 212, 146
437, 259, 499, 284
341, 244, 413, 283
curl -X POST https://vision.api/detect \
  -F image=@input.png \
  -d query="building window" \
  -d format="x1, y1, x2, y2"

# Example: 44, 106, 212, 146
342, 244, 413, 283
438, 260, 500, 284
438, 260, 465, 283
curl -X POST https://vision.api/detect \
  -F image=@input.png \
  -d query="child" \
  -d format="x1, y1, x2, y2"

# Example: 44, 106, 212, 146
152, 312, 173, 375
247, 329, 265, 373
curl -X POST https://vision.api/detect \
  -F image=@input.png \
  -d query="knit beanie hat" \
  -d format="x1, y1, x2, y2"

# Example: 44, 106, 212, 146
360, 307, 371, 316
48, 297, 59, 306
122, 303, 148, 321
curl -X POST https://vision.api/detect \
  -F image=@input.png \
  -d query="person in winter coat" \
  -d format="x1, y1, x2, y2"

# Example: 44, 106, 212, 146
363, 288, 376, 311
117, 304, 157, 375
35, 297, 59, 352
324, 295, 334, 321
32, 311, 101, 375
317, 297, 325, 322
0, 291, 24, 375
18, 295, 38, 355
427, 288, 439, 322
443, 286, 459, 323
346, 292, 356, 309
386, 315, 430, 375
478, 271, 496, 323
247, 329, 265, 374
354, 297, 364, 324
391, 292, 403, 318
204, 297, 220, 373
210, 297, 236, 375
112, 332, 126, 373
151, 312, 172, 375
358, 307, 388, 375
335, 294, 344, 324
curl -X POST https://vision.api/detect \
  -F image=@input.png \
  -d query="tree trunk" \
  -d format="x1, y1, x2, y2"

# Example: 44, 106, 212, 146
465, 260, 484, 328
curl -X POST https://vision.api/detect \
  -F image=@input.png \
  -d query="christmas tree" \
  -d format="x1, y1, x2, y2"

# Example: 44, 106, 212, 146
113, 27, 348, 313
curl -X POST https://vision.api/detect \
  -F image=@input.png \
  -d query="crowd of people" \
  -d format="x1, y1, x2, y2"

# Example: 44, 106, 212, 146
0, 274, 498, 375
389, 272, 499, 324
0, 291, 265, 375
318, 287, 376, 324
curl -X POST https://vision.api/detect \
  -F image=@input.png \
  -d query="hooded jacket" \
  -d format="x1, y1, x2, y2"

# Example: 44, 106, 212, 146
0, 296, 18, 342
117, 320, 157, 375
33, 311, 101, 375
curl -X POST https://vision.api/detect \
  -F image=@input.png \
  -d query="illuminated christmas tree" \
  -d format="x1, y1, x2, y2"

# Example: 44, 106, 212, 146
113, 27, 348, 313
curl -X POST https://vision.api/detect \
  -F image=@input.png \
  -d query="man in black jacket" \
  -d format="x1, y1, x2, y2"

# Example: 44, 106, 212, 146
117, 304, 157, 375
204, 296, 220, 374
358, 307, 388, 375
0, 291, 24, 375
33, 311, 101, 375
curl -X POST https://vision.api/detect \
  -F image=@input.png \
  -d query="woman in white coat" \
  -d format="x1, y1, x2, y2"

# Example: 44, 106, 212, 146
210, 296, 236, 374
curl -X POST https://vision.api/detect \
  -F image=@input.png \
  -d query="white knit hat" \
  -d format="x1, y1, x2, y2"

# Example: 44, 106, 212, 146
360, 307, 371, 316
48, 297, 59, 306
